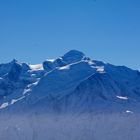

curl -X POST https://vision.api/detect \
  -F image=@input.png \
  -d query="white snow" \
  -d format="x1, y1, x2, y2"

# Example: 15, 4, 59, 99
87, 60, 95, 65
0, 102, 9, 109
59, 65, 70, 70
23, 89, 32, 95
116, 96, 128, 100
126, 110, 133, 114
30, 64, 43, 71
11, 96, 25, 105
23, 80, 40, 95
11, 99, 18, 105
96, 66, 105, 73
46, 59, 55, 62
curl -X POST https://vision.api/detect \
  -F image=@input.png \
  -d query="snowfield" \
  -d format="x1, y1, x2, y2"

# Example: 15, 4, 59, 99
0, 50, 140, 140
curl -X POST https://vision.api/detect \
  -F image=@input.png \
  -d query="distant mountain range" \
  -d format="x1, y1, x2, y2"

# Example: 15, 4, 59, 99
0, 50, 140, 114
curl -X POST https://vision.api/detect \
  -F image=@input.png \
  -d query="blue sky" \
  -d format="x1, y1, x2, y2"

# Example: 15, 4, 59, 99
0, 0, 140, 70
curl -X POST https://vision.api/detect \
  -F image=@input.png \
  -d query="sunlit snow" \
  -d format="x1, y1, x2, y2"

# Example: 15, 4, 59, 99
117, 96, 128, 100
30, 64, 44, 71
0, 102, 9, 109
59, 65, 70, 70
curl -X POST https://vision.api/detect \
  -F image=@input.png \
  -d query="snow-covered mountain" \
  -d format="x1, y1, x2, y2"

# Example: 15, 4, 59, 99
0, 50, 140, 113
0, 50, 140, 140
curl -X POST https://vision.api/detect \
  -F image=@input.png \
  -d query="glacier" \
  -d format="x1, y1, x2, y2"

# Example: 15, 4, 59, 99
0, 50, 140, 140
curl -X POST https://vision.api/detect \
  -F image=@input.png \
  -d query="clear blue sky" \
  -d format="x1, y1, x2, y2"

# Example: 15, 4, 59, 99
0, 0, 140, 70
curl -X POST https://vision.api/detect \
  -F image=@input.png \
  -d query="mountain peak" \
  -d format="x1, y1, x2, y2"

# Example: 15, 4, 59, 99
62, 50, 85, 64
11, 59, 18, 63
64, 50, 85, 55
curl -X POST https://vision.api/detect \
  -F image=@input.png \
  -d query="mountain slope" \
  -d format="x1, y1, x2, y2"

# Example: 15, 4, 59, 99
1, 50, 140, 140
0, 50, 140, 114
